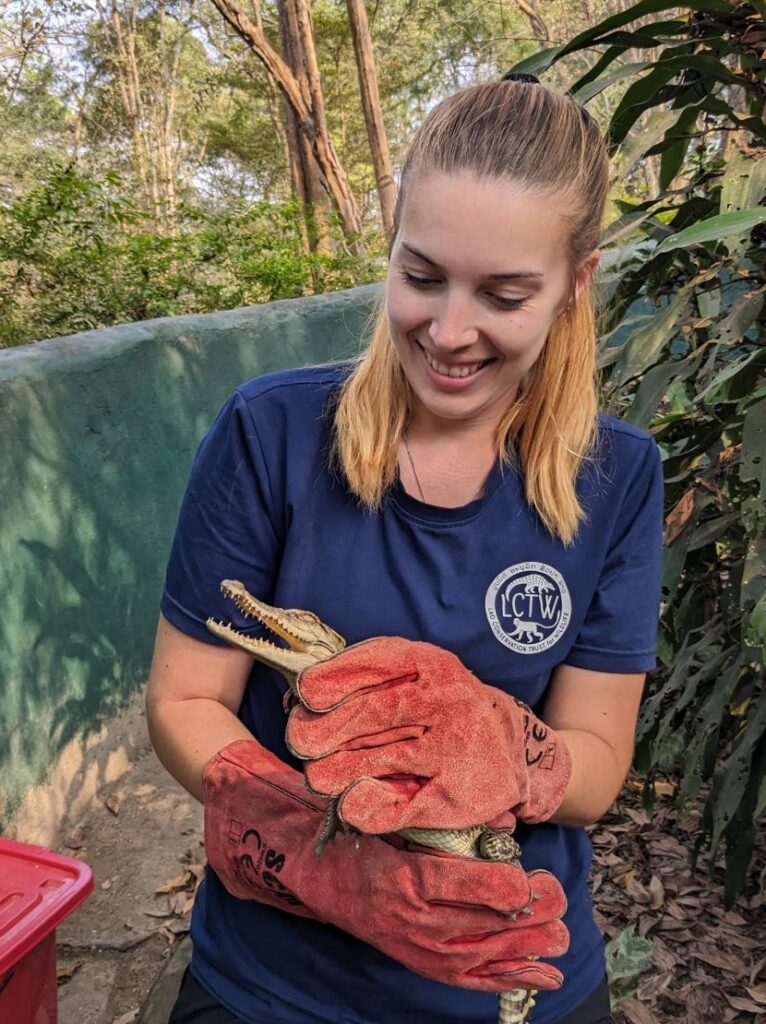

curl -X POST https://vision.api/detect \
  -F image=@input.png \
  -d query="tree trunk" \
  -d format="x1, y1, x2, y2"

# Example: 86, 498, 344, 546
250, 0, 296, 204
207, 0, 363, 242
346, 0, 395, 237
515, 0, 551, 46
278, 0, 329, 253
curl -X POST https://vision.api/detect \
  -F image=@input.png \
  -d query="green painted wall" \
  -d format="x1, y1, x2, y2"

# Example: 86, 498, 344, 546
0, 284, 380, 830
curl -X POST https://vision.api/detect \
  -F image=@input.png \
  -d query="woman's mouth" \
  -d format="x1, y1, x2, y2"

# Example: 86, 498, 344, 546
417, 341, 494, 382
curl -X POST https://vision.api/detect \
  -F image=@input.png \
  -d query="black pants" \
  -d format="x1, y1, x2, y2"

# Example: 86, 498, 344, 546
168, 968, 613, 1024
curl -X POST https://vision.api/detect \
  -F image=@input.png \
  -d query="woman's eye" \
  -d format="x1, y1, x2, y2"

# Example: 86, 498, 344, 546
400, 270, 438, 288
400, 271, 528, 312
491, 294, 529, 310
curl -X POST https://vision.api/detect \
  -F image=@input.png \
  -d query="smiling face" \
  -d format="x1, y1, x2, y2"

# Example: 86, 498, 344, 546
386, 170, 596, 436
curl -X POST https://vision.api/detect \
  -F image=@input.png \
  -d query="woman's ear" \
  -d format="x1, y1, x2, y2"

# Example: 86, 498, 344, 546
573, 249, 601, 301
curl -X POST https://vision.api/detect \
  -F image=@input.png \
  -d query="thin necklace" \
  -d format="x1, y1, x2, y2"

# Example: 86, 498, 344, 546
403, 437, 427, 503
403, 436, 488, 504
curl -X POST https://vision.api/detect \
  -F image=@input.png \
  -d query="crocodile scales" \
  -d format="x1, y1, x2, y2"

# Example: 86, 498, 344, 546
207, 579, 539, 1024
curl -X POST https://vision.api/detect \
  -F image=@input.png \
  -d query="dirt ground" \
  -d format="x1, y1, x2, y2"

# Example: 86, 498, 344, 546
55, 740, 203, 1024
53, 741, 765, 1024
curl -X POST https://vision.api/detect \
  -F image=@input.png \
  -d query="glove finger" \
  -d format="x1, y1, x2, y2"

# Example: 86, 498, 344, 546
300, 727, 435, 786
286, 685, 434, 758
333, 776, 425, 831
334, 777, 499, 834
450, 918, 569, 965
526, 869, 569, 922
419, 857, 533, 915
463, 958, 565, 992
295, 637, 419, 711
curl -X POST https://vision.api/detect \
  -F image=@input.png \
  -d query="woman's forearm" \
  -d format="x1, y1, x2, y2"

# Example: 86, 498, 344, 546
546, 728, 631, 828
147, 696, 254, 802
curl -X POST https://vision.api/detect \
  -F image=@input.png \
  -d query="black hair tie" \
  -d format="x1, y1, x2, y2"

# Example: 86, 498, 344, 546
501, 71, 540, 84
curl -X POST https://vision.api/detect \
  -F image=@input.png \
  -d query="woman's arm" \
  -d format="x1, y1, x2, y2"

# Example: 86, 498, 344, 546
542, 663, 645, 828
145, 614, 256, 801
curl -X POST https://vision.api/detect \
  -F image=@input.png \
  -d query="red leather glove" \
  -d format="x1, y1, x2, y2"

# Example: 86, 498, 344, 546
203, 739, 568, 992
286, 637, 572, 835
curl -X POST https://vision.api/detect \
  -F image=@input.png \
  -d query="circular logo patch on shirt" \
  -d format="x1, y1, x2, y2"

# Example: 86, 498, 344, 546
485, 562, 572, 654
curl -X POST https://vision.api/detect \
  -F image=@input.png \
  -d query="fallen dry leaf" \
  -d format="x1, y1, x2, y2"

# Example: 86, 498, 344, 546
56, 961, 82, 985
648, 876, 664, 911
663, 489, 695, 545
111, 1012, 139, 1024
747, 984, 766, 1005
724, 993, 766, 1014
692, 950, 748, 977
751, 958, 766, 985
168, 891, 188, 915
104, 794, 121, 816
155, 872, 190, 895
618, 997, 661, 1024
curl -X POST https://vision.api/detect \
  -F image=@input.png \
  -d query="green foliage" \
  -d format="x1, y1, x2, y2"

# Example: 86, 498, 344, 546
539, 0, 766, 903
0, 165, 383, 345
605, 925, 655, 1005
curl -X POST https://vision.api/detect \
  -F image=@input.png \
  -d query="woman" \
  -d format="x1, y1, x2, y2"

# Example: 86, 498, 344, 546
147, 75, 664, 1024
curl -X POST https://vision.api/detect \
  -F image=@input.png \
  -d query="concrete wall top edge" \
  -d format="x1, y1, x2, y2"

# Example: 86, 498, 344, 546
0, 282, 383, 385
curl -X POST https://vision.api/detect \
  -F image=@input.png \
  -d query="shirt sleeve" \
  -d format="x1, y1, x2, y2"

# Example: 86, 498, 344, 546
564, 439, 664, 674
160, 389, 284, 645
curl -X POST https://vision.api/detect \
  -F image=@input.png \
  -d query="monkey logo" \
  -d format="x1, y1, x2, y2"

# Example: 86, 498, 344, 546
485, 562, 571, 654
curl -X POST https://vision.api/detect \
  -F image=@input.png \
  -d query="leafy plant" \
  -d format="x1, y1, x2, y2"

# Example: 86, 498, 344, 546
0, 166, 383, 346
526, 0, 766, 903
605, 925, 655, 1005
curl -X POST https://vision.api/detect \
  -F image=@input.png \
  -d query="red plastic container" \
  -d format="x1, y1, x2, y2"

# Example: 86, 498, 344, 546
0, 837, 94, 1024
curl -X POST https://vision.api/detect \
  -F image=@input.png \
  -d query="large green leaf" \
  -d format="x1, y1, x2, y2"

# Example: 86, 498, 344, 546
742, 537, 766, 619
653, 208, 766, 255
710, 694, 766, 854
741, 396, 766, 495
687, 511, 740, 551
612, 286, 692, 386
553, 0, 731, 62
720, 152, 766, 256
571, 62, 651, 104
697, 343, 765, 407
721, 152, 766, 216
676, 660, 740, 806
659, 104, 700, 191
748, 593, 766, 652
626, 346, 707, 427
512, 0, 731, 77
608, 64, 680, 150
567, 22, 687, 92
614, 109, 679, 182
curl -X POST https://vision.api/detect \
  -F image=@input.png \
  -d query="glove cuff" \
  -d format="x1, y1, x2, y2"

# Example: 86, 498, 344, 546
511, 709, 573, 824
202, 739, 325, 916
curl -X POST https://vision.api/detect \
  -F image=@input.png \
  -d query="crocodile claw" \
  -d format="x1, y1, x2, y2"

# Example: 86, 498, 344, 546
205, 579, 344, 688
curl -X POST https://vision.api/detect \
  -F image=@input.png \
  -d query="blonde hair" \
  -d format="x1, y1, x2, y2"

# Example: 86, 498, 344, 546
333, 80, 610, 544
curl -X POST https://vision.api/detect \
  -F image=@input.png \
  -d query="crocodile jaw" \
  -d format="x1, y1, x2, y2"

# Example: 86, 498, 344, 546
205, 580, 344, 687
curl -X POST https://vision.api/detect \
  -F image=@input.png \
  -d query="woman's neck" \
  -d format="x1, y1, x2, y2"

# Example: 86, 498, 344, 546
405, 405, 501, 452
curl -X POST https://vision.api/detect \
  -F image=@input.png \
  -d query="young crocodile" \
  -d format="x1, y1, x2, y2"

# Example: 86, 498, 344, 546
207, 578, 538, 1024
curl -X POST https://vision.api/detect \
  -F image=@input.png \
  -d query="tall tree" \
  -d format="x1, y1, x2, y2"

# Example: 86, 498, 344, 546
346, 0, 394, 236
206, 0, 362, 240
278, 0, 330, 252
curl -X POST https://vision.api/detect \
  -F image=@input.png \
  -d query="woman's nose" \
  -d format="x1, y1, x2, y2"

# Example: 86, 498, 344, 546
427, 293, 479, 350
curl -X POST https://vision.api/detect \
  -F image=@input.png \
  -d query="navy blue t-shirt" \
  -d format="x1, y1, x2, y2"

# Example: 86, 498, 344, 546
161, 362, 664, 1024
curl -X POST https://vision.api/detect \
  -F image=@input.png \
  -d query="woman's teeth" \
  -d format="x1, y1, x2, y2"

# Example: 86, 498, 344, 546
423, 349, 485, 378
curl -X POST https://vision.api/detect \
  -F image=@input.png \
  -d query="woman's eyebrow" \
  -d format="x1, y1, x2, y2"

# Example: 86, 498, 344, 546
400, 242, 544, 281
